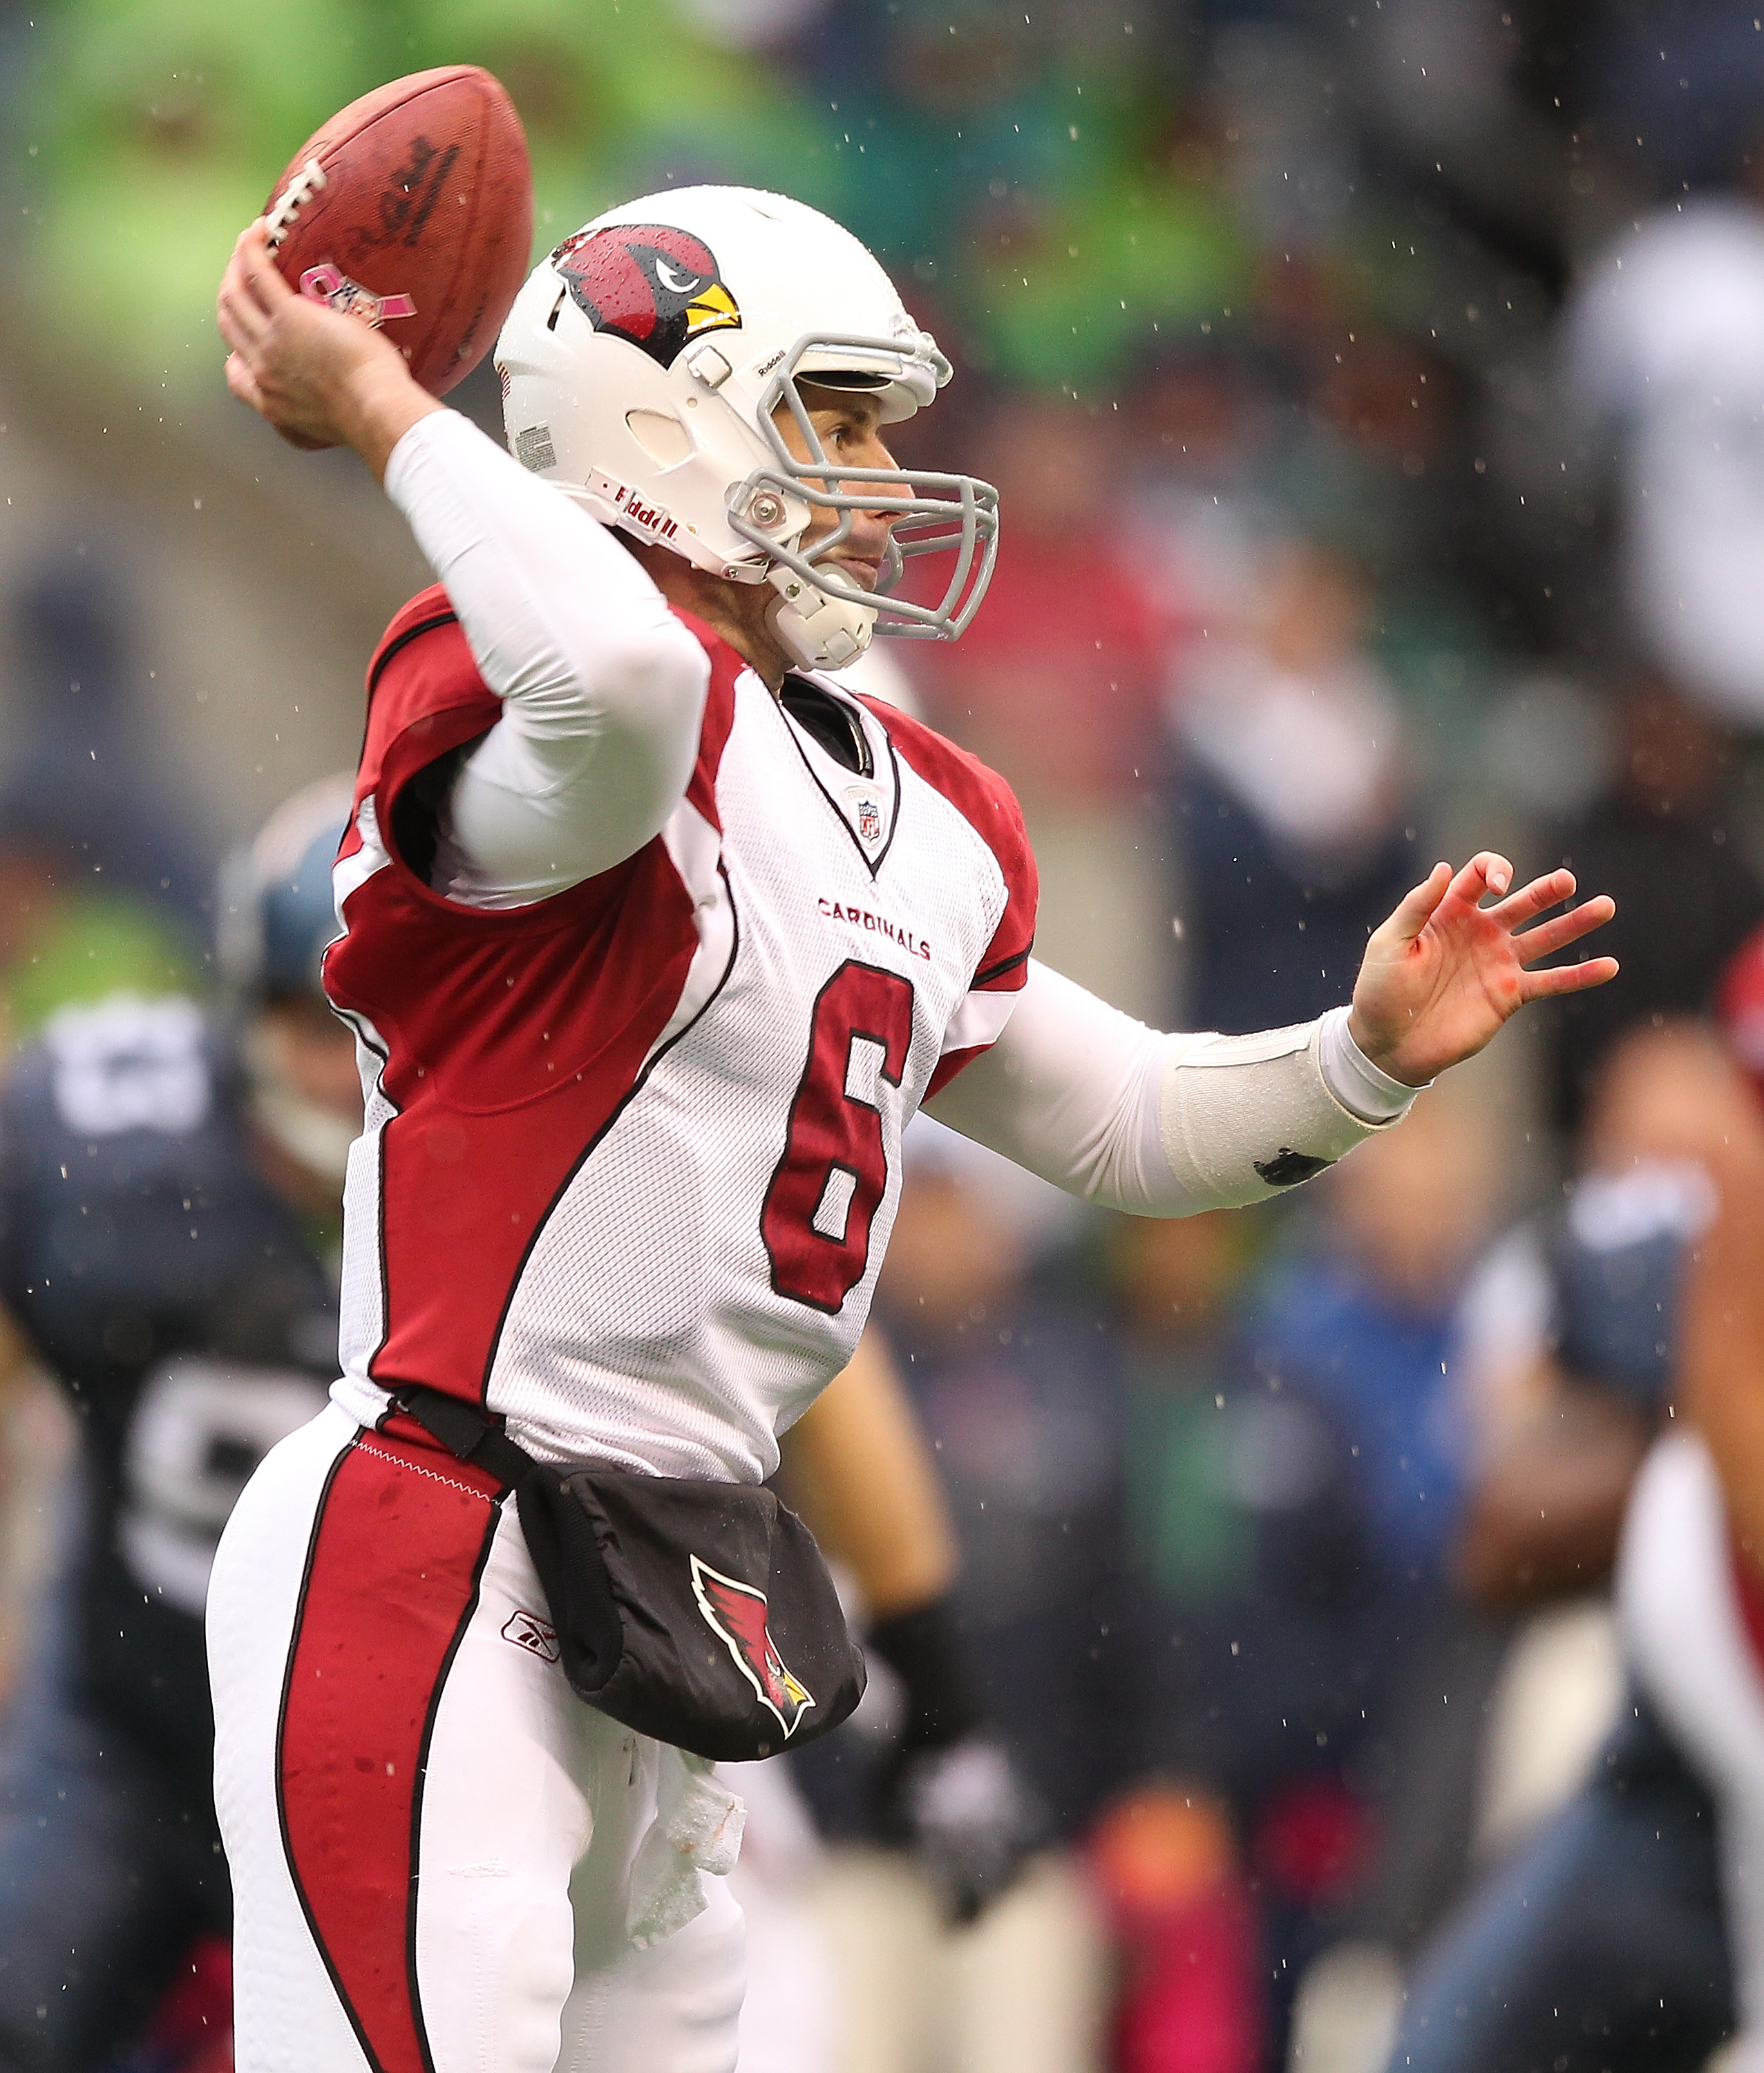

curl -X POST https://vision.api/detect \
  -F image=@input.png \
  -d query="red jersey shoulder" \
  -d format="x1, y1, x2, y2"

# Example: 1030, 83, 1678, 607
328, 588, 732, 1108
351, 588, 739, 870
671, 605, 740, 831
855, 694, 1037, 989
372, 583, 466, 672
356, 586, 497, 847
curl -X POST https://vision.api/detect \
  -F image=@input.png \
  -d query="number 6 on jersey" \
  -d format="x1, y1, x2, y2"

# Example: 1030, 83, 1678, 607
762, 961, 916, 1312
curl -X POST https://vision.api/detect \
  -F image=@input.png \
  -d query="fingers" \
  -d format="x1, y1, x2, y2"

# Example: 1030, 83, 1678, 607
1394, 853, 1613, 945
275, 424, 339, 453
1486, 867, 1577, 930
1448, 851, 1513, 906
216, 284, 263, 359
1519, 955, 1620, 1001
218, 240, 276, 357
220, 227, 264, 305
237, 220, 296, 313
218, 221, 298, 354
1512, 893, 1616, 965
1383, 861, 1452, 945
222, 350, 264, 413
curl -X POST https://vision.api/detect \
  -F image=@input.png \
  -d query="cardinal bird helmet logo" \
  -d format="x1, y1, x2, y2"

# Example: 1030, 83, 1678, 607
690, 1555, 816, 1739
552, 224, 741, 371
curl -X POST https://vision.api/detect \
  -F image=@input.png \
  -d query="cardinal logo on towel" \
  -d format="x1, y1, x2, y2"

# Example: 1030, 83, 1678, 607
690, 1555, 816, 1739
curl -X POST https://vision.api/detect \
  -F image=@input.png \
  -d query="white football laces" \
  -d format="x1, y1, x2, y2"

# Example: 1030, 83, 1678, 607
264, 159, 328, 251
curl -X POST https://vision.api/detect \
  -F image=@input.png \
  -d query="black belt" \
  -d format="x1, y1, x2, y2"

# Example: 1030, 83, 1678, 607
390, 1383, 534, 1488
379, 1381, 866, 1762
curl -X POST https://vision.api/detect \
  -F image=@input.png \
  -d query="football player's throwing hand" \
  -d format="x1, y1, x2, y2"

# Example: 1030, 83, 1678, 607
216, 222, 439, 473
1347, 853, 1616, 1088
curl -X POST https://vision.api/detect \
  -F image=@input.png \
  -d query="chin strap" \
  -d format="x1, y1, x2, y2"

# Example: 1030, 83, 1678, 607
765, 565, 877, 670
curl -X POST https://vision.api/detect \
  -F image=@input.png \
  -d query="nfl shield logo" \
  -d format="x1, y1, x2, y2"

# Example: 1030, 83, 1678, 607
855, 796, 882, 844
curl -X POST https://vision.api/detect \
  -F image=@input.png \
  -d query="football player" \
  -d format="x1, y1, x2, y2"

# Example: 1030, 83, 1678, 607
0, 777, 353, 2073
212, 185, 1615, 2073
0, 770, 1016, 2073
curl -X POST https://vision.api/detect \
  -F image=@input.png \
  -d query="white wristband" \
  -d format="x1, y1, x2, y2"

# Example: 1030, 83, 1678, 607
1317, 1005, 1426, 1124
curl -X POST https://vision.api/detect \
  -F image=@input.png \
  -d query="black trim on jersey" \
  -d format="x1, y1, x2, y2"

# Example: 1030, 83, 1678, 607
274, 1435, 381, 2072
871, 729, 905, 880
367, 611, 459, 701
353, 609, 462, 817
369, 1106, 397, 1405
332, 1012, 402, 1407
359, 606, 496, 896
474, 859, 744, 1400
973, 944, 1032, 989
780, 675, 871, 777
405, 1500, 503, 2073
392, 740, 481, 889
328, 1001, 386, 1063
775, 688, 904, 884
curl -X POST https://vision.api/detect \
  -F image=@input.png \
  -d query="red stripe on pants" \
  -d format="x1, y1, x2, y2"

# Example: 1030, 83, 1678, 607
276, 1430, 505, 2073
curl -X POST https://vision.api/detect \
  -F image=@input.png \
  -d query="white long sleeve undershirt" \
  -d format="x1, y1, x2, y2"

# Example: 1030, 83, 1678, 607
929, 963, 1420, 1215
382, 409, 710, 905
379, 411, 1421, 1217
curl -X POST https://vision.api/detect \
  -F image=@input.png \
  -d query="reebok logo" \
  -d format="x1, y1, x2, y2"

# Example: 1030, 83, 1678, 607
501, 1609, 560, 1663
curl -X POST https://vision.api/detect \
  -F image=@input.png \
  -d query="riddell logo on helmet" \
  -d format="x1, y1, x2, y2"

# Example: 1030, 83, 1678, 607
617, 486, 679, 543
586, 469, 682, 544
585, 471, 684, 547
552, 223, 742, 372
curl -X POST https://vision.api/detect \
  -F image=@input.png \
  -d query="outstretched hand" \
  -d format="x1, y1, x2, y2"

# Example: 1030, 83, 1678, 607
1348, 853, 1616, 1088
216, 221, 438, 477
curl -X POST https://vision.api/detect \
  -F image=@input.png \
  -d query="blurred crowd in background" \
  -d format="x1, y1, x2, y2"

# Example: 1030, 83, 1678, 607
2, 0, 1764, 2070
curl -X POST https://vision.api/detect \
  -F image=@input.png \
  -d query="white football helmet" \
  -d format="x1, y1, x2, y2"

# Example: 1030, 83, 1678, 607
495, 186, 998, 670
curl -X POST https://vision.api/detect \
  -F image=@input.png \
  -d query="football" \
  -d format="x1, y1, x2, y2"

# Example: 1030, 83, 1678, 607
260, 66, 533, 397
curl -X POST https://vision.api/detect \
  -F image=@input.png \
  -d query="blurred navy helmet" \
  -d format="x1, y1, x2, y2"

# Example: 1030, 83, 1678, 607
216, 775, 353, 1002
1547, 1162, 1716, 1413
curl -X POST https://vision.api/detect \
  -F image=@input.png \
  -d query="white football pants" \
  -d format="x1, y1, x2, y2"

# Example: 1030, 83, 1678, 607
207, 1402, 745, 2073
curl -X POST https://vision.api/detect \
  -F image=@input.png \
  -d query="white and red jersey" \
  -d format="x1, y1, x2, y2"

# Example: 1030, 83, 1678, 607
325, 585, 1035, 1482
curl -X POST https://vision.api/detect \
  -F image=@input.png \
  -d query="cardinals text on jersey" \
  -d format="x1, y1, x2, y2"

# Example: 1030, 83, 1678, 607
324, 586, 1034, 1481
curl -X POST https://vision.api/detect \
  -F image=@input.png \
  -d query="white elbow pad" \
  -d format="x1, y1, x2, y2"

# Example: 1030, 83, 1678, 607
1159, 1022, 1394, 1209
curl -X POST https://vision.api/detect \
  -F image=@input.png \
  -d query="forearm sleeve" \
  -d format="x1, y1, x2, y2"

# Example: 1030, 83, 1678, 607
382, 410, 710, 900
925, 960, 1419, 1215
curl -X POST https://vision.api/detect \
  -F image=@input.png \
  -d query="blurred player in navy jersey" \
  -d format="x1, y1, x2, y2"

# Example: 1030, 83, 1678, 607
0, 777, 354, 2073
